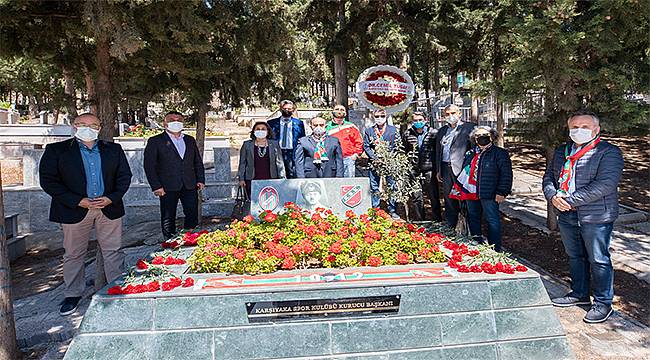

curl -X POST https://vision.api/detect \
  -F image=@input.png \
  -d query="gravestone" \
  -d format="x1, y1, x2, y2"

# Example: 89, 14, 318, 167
250, 178, 372, 218
64, 260, 573, 360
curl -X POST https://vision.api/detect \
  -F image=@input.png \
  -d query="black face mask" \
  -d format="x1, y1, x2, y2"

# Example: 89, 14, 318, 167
281, 109, 293, 117
476, 135, 491, 146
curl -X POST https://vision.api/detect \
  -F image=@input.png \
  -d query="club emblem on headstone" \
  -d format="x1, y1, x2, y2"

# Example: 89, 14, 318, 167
258, 186, 279, 211
340, 185, 362, 208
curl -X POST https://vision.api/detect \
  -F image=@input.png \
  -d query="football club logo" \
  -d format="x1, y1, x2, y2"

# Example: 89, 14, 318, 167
340, 185, 362, 208
258, 186, 279, 211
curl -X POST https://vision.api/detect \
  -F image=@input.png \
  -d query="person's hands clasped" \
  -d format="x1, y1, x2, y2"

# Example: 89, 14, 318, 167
197, 182, 205, 190
495, 195, 506, 203
89, 197, 112, 209
78, 198, 94, 209
551, 195, 572, 212
436, 173, 443, 182
153, 188, 166, 197
239, 180, 246, 188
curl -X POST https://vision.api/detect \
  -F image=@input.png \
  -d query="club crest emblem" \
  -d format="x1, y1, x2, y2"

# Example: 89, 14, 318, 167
258, 186, 279, 211
340, 185, 362, 208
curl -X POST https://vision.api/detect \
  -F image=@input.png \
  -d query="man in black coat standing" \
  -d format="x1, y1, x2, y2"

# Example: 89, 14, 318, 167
435, 104, 476, 228
40, 113, 132, 316
144, 111, 205, 239
403, 112, 442, 222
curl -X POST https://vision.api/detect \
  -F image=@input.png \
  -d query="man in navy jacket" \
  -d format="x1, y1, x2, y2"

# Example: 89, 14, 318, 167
363, 109, 400, 219
268, 100, 305, 178
40, 113, 132, 316
295, 117, 344, 178
542, 110, 624, 324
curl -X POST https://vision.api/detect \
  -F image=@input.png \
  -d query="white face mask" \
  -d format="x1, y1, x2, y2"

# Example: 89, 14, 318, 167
312, 126, 326, 137
569, 128, 595, 144
374, 116, 387, 125
447, 115, 460, 126
254, 130, 267, 139
167, 121, 184, 133
75, 127, 99, 142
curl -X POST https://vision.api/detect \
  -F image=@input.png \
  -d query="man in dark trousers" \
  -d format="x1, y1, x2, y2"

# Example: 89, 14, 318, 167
295, 116, 344, 178
40, 113, 132, 316
403, 111, 442, 222
267, 99, 305, 178
144, 111, 205, 239
435, 104, 476, 228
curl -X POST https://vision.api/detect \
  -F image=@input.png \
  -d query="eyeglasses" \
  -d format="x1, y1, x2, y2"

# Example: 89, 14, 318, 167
75, 124, 100, 130
445, 112, 458, 116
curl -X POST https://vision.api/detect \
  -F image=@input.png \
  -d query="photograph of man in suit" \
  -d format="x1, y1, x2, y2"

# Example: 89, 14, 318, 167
435, 104, 477, 228
295, 116, 344, 178
144, 111, 206, 240
267, 99, 306, 178
297, 180, 328, 212
39, 113, 132, 316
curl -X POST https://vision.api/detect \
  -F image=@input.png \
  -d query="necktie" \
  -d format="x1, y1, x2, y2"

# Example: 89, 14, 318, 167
281, 120, 290, 148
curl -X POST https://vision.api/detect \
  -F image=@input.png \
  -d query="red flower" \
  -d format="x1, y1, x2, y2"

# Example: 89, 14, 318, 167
368, 256, 382, 267
162, 240, 179, 249
182, 278, 194, 287
457, 265, 470, 273
407, 223, 416, 231
389, 230, 397, 237
396, 252, 410, 265
263, 212, 277, 222
151, 256, 164, 265
515, 265, 528, 272
470, 265, 482, 273
243, 215, 254, 223
329, 242, 342, 254
281, 257, 296, 270
233, 248, 247, 260
311, 213, 322, 222
345, 210, 356, 219
273, 231, 286, 242
349, 240, 358, 250
136, 259, 148, 270
107, 286, 123, 295
503, 264, 515, 274
495, 262, 505, 272
146, 281, 160, 292
227, 229, 237, 237
326, 255, 336, 263
468, 249, 480, 257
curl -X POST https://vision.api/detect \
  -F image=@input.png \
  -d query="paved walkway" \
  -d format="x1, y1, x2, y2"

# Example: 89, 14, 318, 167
505, 168, 650, 285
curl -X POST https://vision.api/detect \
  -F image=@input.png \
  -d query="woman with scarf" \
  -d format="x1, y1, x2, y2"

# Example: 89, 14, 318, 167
295, 116, 344, 178
449, 126, 512, 251
237, 121, 286, 193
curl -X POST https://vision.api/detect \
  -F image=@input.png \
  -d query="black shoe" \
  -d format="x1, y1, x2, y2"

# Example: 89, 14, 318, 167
60, 297, 81, 316
583, 303, 613, 323
551, 293, 591, 307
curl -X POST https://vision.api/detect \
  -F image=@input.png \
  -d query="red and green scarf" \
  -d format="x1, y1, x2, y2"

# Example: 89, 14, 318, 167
449, 147, 482, 201
313, 136, 329, 164
557, 135, 600, 196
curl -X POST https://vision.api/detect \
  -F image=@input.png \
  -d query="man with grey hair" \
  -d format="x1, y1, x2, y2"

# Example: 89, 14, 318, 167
268, 99, 305, 178
435, 104, 476, 228
542, 109, 624, 323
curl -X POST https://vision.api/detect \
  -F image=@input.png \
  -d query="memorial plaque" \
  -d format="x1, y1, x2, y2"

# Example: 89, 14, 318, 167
246, 295, 400, 323
250, 178, 372, 218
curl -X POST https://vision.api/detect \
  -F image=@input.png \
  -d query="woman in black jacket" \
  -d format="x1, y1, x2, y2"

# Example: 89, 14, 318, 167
237, 121, 286, 193
450, 126, 512, 251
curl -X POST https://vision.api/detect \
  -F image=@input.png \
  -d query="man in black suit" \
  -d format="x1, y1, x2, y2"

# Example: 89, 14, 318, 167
295, 116, 344, 178
40, 113, 132, 316
435, 104, 477, 228
144, 111, 205, 239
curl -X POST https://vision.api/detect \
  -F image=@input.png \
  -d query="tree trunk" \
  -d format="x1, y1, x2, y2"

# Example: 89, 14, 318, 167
0, 164, 19, 360
195, 102, 208, 224
84, 64, 97, 114
96, 34, 115, 141
63, 67, 78, 124
334, 0, 348, 109
423, 63, 431, 116
433, 52, 440, 95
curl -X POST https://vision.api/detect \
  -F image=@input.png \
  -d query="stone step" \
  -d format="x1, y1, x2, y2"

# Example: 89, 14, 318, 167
124, 198, 235, 226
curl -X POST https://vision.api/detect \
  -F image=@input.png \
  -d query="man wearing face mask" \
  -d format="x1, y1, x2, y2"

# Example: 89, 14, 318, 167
363, 109, 401, 219
268, 100, 306, 178
144, 111, 205, 240
543, 110, 623, 324
403, 112, 442, 222
295, 116, 344, 178
450, 126, 512, 252
39, 113, 132, 316
326, 104, 363, 177
435, 104, 476, 228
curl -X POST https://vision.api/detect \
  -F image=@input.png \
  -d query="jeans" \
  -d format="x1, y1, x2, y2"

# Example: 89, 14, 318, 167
558, 211, 614, 305
466, 199, 502, 252
368, 169, 396, 214
343, 156, 356, 178
159, 187, 199, 239
411, 170, 442, 222
441, 163, 460, 227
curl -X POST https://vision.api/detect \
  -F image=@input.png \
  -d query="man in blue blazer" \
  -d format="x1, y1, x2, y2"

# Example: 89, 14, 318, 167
295, 117, 344, 178
363, 109, 401, 219
267, 100, 305, 178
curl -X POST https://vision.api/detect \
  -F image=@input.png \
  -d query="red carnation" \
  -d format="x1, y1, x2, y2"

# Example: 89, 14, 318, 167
515, 265, 528, 272
470, 265, 482, 273
146, 281, 160, 292
281, 257, 296, 270
263, 212, 277, 222
468, 249, 480, 257
233, 248, 247, 260
329, 242, 342, 254
326, 255, 336, 263
457, 265, 470, 273
151, 256, 164, 265
136, 259, 148, 270
396, 251, 410, 265
107, 286, 123, 295
368, 256, 382, 267
182, 278, 194, 288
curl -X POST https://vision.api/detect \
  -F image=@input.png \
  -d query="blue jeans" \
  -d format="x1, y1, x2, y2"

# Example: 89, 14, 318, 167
558, 211, 614, 305
466, 199, 502, 252
343, 156, 356, 178
368, 169, 396, 213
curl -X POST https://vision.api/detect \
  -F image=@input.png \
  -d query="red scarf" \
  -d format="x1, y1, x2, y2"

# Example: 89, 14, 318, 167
557, 136, 600, 196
